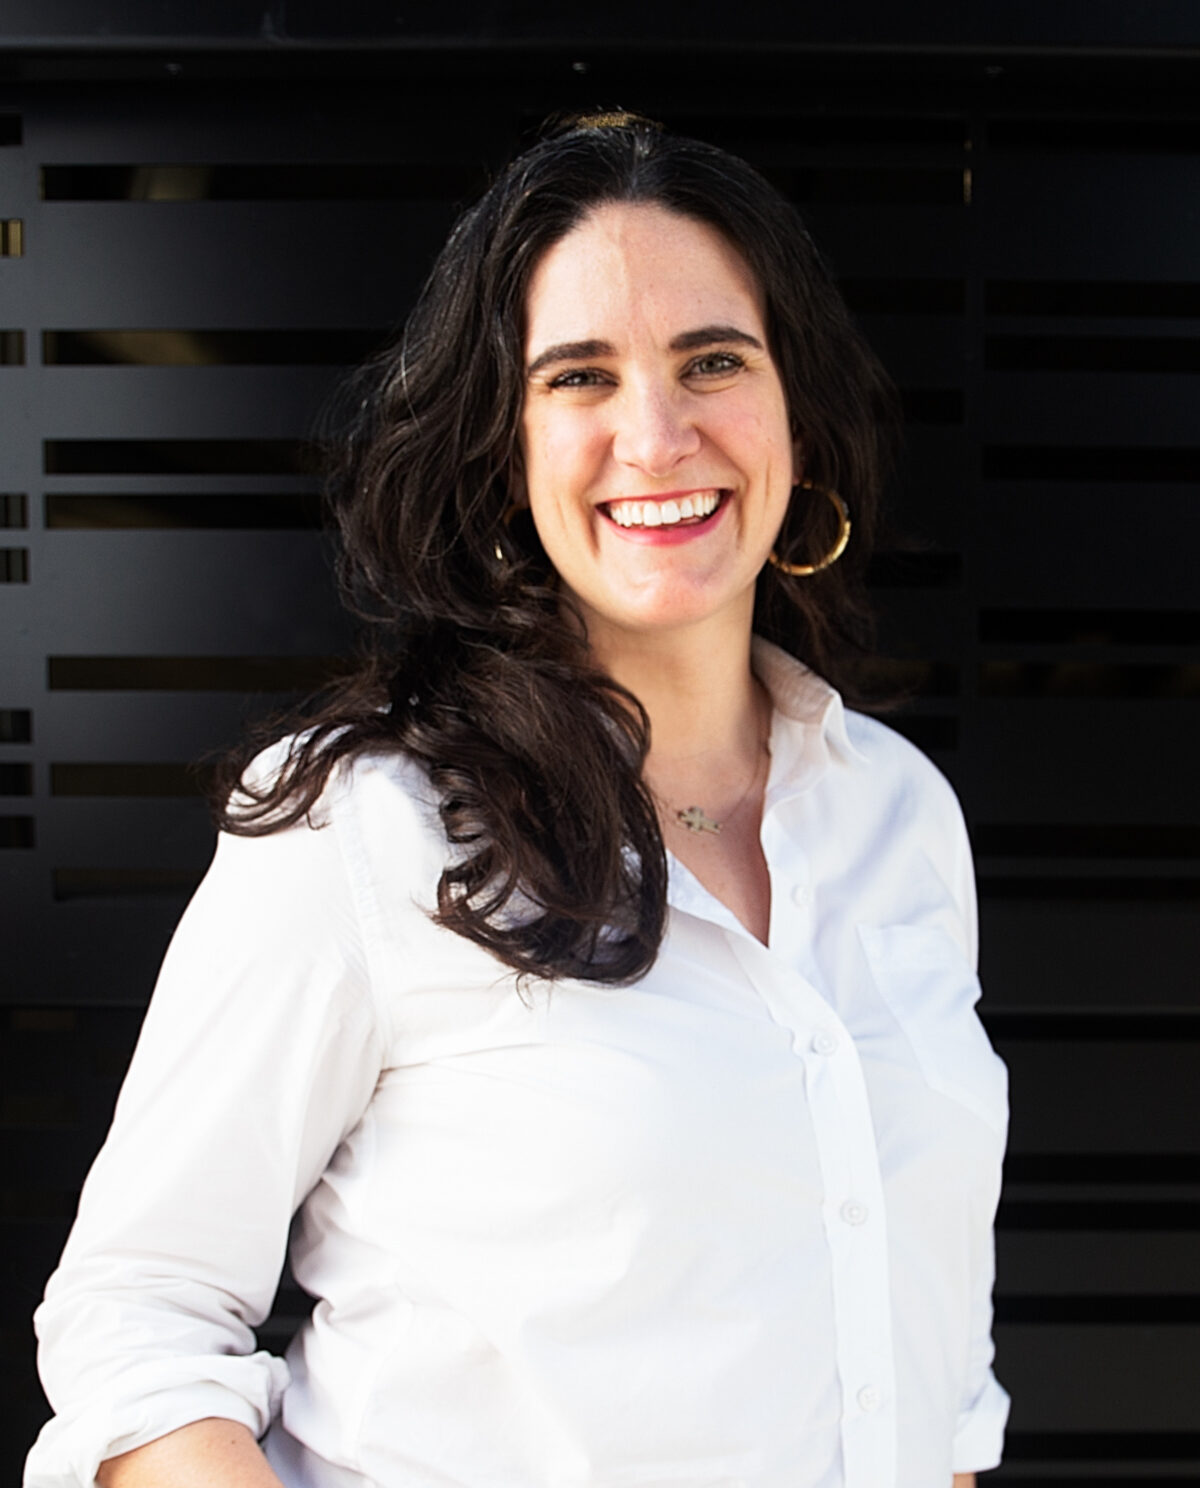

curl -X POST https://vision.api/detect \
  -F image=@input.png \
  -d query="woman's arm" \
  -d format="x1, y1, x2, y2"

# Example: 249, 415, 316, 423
29, 793, 386, 1486
953, 1475, 977, 1488
97, 1419, 284, 1488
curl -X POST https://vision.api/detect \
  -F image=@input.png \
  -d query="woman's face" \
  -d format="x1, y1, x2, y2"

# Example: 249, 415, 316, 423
519, 201, 799, 649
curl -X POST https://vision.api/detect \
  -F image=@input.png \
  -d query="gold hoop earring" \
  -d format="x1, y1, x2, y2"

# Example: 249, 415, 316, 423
768, 482, 851, 576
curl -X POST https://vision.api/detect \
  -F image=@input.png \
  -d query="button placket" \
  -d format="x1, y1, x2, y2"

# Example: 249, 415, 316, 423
724, 934, 897, 1488
815, 1014, 898, 1488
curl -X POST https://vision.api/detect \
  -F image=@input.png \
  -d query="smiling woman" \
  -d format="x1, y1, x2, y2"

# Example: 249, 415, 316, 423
27, 115, 1007, 1488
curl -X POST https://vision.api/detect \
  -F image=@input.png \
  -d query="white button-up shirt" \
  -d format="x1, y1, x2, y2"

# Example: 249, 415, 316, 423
27, 640, 1009, 1488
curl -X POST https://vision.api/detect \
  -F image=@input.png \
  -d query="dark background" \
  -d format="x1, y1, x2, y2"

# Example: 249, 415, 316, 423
3, 4, 1199, 1483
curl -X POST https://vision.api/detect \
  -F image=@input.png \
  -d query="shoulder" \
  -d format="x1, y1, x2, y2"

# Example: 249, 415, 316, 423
213, 736, 449, 926
232, 731, 441, 833
179, 740, 452, 1049
840, 708, 978, 960
842, 709, 967, 826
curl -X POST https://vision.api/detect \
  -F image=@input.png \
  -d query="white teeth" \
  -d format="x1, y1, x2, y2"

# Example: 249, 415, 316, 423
605, 492, 721, 528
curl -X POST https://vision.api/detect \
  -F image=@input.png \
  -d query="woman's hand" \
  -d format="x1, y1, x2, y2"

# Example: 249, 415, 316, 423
96, 1418, 285, 1488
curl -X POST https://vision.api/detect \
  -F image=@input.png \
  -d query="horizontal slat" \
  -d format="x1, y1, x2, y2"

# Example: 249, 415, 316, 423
999, 1296, 1200, 1323
1000, 1204, 1200, 1232
987, 278, 1200, 317
991, 118, 1200, 154
41, 160, 489, 202
1005, 1044, 1200, 1152
42, 327, 385, 366
963, 702, 1200, 817
984, 446, 1200, 482
37, 531, 348, 651
975, 483, 1199, 607
976, 824, 1200, 856
0, 709, 33, 742
980, 661, 1200, 699
46, 655, 346, 690
980, 897, 1199, 1010
30, 202, 456, 322
38, 797, 215, 865
987, 334, 1200, 374
997, 1327, 1200, 1431
44, 438, 318, 475
639, 112, 969, 158
0, 761, 33, 794
982, 876, 1200, 902
1003, 1428, 1200, 1461
0, 814, 35, 847
45, 492, 322, 528
52, 866, 205, 899
980, 610, 1200, 646
983, 155, 1200, 278
983, 378, 1200, 445
990, 1015, 1200, 1043
50, 761, 209, 797
0, 492, 28, 527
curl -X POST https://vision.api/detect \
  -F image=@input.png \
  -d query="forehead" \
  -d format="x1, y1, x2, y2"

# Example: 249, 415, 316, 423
524, 202, 765, 343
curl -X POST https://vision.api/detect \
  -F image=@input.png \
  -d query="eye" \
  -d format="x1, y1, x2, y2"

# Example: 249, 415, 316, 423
546, 366, 611, 389
686, 350, 746, 379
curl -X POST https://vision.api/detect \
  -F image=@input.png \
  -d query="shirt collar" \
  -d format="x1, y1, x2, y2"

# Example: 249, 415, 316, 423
751, 636, 867, 792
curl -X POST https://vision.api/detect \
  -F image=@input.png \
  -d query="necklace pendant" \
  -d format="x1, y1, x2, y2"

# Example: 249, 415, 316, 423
676, 805, 722, 835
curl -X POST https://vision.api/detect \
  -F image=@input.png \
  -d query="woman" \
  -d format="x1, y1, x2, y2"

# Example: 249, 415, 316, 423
27, 114, 1008, 1488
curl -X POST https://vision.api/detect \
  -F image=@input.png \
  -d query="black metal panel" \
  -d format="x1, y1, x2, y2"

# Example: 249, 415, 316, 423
4, 0, 1200, 48
2, 34, 1198, 1486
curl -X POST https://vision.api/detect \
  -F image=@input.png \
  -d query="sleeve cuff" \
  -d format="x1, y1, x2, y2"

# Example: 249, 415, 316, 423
24, 1352, 289, 1488
951, 1369, 1011, 1473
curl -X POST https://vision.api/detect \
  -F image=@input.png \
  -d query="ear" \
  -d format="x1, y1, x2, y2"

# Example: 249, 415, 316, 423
506, 451, 530, 511
791, 437, 806, 488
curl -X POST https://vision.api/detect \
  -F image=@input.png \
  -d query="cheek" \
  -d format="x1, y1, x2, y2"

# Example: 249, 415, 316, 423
722, 404, 790, 479
525, 410, 604, 505
521, 419, 588, 557
518, 412, 555, 518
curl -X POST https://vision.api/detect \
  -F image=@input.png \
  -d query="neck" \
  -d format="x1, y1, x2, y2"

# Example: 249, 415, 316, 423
585, 611, 766, 790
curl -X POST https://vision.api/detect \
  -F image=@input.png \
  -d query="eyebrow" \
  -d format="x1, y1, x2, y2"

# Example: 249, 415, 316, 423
526, 323, 764, 378
526, 339, 613, 378
670, 324, 764, 354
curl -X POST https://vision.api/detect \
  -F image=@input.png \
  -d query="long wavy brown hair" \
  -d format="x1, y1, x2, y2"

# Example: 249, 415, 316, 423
214, 113, 901, 985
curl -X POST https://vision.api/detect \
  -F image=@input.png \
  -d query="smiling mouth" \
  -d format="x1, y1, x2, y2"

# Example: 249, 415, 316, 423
602, 491, 726, 529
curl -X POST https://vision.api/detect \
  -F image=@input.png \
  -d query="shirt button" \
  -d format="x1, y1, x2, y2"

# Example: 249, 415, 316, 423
791, 882, 809, 906
811, 1029, 838, 1056
857, 1384, 881, 1413
841, 1200, 868, 1226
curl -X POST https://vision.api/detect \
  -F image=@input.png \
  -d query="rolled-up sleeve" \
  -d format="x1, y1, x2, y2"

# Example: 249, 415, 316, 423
950, 792, 1010, 1475
25, 785, 386, 1487
951, 1228, 1011, 1473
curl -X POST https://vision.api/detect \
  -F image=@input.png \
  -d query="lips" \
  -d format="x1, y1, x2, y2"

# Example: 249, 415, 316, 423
601, 491, 725, 529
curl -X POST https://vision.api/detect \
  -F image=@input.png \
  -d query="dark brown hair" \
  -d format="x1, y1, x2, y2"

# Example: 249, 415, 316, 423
215, 113, 901, 984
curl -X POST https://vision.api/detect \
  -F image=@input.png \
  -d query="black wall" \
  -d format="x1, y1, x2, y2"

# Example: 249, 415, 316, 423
3, 8, 1199, 1483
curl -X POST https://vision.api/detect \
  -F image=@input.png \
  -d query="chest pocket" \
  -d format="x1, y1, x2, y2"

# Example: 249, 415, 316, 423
857, 922, 1008, 1140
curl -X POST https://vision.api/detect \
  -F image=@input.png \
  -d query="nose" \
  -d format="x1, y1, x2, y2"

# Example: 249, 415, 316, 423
611, 379, 701, 477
